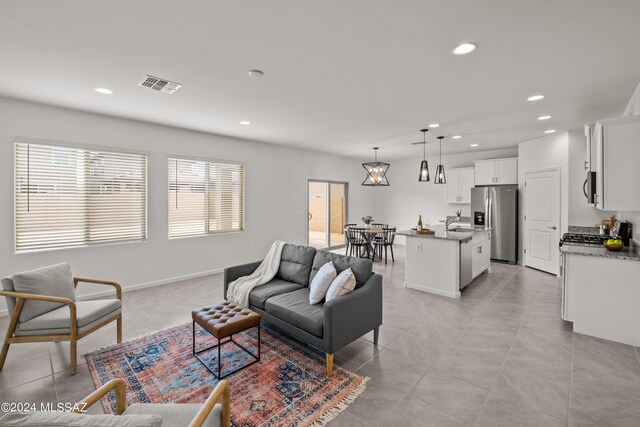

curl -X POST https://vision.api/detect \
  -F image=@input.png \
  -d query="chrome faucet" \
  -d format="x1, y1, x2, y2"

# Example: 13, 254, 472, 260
445, 216, 459, 230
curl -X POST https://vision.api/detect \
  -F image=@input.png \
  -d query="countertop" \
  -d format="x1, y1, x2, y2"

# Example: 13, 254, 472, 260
560, 242, 640, 262
396, 225, 490, 243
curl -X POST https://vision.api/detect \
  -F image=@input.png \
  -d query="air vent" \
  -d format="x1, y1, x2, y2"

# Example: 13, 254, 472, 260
138, 75, 182, 94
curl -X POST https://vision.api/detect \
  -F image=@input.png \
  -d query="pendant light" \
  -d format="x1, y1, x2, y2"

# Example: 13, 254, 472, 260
417, 129, 430, 182
434, 136, 446, 184
362, 147, 390, 186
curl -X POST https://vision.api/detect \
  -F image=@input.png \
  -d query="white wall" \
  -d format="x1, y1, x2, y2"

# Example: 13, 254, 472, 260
0, 97, 373, 313
372, 148, 518, 245
567, 128, 616, 226
518, 132, 569, 266
618, 82, 640, 243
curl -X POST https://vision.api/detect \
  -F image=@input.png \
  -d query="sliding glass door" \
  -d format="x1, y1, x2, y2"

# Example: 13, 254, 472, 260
307, 180, 348, 249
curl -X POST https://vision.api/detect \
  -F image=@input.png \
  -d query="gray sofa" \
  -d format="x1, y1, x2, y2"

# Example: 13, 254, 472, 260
224, 244, 383, 376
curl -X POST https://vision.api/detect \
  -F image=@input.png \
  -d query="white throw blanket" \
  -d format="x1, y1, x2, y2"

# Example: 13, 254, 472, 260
227, 240, 286, 307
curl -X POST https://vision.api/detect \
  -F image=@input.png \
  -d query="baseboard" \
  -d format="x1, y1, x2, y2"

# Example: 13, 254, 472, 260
0, 268, 224, 318
404, 281, 461, 299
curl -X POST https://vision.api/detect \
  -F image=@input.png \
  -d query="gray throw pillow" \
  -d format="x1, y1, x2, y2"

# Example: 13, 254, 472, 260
12, 263, 77, 323
308, 261, 336, 304
0, 411, 162, 427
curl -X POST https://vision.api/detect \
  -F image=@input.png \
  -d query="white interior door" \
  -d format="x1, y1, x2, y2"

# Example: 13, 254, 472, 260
525, 169, 560, 275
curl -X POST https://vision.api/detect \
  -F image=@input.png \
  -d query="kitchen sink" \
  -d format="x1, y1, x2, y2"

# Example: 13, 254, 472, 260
447, 227, 474, 233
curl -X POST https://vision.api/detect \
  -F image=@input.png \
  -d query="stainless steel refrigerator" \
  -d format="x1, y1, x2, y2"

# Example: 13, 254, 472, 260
471, 185, 518, 264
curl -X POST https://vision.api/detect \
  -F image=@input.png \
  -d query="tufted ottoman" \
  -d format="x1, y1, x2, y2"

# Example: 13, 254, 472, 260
192, 301, 261, 379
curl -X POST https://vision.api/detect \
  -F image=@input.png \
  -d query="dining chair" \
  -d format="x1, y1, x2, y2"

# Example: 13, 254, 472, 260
348, 227, 368, 258
371, 223, 388, 228
344, 223, 357, 255
373, 227, 396, 264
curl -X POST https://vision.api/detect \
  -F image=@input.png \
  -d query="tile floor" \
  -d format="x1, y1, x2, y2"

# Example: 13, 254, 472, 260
1, 246, 640, 426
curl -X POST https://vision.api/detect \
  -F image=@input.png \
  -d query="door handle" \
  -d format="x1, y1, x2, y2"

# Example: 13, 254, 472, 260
548, 226, 557, 230
308, 213, 312, 221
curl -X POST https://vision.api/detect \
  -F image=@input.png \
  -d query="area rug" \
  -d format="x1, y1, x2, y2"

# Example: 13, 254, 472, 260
86, 322, 368, 426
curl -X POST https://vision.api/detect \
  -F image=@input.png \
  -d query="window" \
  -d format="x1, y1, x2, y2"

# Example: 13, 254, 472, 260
168, 157, 245, 238
15, 142, 147, 252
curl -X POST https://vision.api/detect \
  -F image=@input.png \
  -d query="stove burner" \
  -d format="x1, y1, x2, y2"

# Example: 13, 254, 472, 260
560, 233, 607, 246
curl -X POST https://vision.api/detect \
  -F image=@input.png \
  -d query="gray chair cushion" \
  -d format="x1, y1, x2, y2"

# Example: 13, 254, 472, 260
309, 251, 373, 289
1, 276, 16, 317
12, 263, 77, 322
124, 402, 221, 427
275, 244, 317, 286
18, 299, 121, 331
0, 411, 162, 427
249, 279, 304, 309
265, 288, 324, 337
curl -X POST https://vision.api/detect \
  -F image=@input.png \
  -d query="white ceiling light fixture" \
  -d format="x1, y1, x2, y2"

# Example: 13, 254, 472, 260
452, 42, 477, 55
545, 129, 556, 134
248, 69, 264, 77
429, 123, 440, 128
239, 120, 251, 125
452, 135, 462, 139
470, 144, 479, 147
538, 115, 552, 120
94, 87, 113, 95
527, 94, 545, 101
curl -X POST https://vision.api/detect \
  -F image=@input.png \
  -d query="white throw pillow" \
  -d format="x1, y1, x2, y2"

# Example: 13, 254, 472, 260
326, 268, 356, 302
309, 261, 336, 304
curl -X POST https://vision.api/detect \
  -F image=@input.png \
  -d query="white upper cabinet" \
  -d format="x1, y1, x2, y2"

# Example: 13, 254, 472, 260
447, 167, 475, 204
474, 161, 495, 186
474, 158, 518, 185
594, 116, 640, 211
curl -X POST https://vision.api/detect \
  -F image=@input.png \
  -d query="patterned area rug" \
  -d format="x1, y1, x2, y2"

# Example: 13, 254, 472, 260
86, 323, 368, 426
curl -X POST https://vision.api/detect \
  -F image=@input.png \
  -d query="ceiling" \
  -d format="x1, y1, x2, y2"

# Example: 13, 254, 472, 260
1, 0, 639, 160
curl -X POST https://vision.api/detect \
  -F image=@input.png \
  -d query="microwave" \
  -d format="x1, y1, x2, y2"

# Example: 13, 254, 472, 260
583, 171, 596, 204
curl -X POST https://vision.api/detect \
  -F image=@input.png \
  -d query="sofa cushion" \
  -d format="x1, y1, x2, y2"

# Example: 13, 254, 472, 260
12, 263, 77, 322
0, 411, 162, 427
309, 251, 373, 289
249, 279, 304, 309
265, 288, 324, 337
18, 299, 121, 331
275, 244, 317, 286
124, 403, 221, 427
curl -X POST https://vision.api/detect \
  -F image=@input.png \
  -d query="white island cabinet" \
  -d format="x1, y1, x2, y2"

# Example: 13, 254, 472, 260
397, 225, 491, 298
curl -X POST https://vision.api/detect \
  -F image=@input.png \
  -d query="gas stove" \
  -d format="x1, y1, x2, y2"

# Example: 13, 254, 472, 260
560, 233, 607, 247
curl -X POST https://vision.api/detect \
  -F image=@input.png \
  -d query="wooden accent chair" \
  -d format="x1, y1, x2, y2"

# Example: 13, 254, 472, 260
0, 263, 122, 375
76, 378, 231, 427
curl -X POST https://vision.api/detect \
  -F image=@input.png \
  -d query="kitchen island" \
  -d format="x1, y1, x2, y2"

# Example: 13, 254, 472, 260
397, 225, 491, 298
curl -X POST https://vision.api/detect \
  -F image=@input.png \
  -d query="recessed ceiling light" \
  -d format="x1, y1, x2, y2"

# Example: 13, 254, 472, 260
527, 94, 544, 102
248, 70, 264, 77
545, 129, 556, 134
470, 144, 479, 147
94, 87, 113, 95
452, 42, 477, 55
538, 115, 552, 121
452, 135, 462, 139
429, 123, 440, 128
239, 120, 251, 125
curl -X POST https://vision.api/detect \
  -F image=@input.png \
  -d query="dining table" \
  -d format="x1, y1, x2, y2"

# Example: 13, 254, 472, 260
360, 227, 385, 261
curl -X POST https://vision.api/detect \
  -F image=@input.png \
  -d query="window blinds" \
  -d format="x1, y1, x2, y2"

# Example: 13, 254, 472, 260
168, 157, 244, 238
14, 142, 147, 252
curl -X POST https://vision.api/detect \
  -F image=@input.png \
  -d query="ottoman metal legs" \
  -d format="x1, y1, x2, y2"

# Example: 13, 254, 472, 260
192, 321, 261, 379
